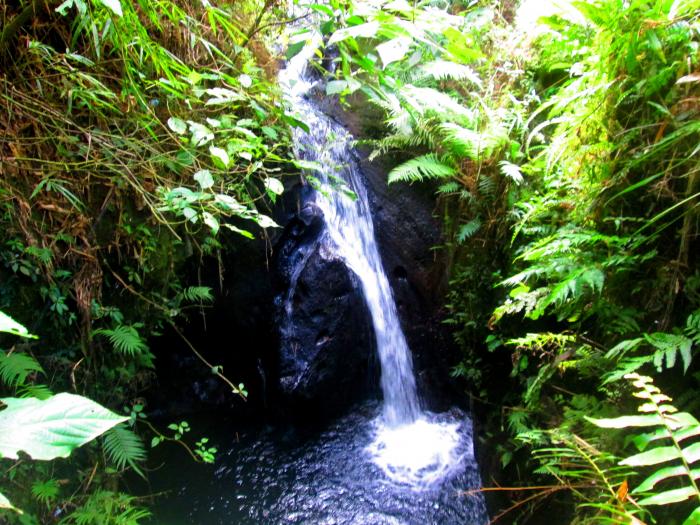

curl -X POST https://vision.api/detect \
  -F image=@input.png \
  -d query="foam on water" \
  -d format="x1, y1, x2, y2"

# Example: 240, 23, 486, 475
367, 414, 467, 490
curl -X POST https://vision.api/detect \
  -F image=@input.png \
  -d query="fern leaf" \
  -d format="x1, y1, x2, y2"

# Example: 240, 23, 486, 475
589, 374, 700, 521
93, 325, 148, 356
478, 174, 497, 199
388, 154, 455, 183
437, 181, 460, 194
31, 479, 59, 506
456, 218, 481, 243
441, 122, 500, 160
16, 383, 53, 399
399, 85, 473, 120
414, 60, 481, 86
499, 161, 524, 184
0, 351, 43, 387
67, 490, 151, 524
180, 286, 214, 303
103, 424, 147, 477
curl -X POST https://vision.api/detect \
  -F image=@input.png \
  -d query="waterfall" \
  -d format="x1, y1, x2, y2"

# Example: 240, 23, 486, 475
280, 32, 472, 491
280, 49, 419, 427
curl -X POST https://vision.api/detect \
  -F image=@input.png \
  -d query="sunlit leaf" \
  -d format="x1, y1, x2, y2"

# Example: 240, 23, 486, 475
376, 37, 412, 68
0, 393, 127, 460
94, 0, 122, 17
167, 117, 187, 135
264, 178, 284, 196
0, 311, 36, 339
193, 170, 214, 189
209, 146, 230, 169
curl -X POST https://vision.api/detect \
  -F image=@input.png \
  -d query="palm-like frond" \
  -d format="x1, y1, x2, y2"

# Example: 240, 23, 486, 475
388, 154, 455, 183
457, 218, 482, 243
413, 59, 481, 86
400, 85, 474, 121
93, 325, 148, 356
0, 351, 43, 388
441, 122, 507, 160
179, 286, 214, 303
17, 383, 53, 399
103, 424, 147, 477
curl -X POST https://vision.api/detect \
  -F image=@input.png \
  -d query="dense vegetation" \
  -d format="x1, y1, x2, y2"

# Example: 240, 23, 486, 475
1, 0, 699, 523
0, 0, 295, 521
303, 0, 700, 522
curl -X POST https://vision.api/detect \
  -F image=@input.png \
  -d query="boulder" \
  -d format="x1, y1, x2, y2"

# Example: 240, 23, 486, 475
272, 200, 377, 418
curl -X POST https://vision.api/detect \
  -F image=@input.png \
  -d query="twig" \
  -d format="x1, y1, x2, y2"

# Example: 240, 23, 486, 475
106, 267, 247, 401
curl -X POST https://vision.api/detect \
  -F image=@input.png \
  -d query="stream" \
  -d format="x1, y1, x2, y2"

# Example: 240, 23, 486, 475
148, 27, 487, 525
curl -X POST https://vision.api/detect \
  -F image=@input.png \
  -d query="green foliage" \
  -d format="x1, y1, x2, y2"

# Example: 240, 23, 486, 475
311, 0, 700, 522
93, 326, 149, 358
103, 425, 147, 476
58, 491, 150, 525
388, 154, 455, 183
523, 431, 642, 524
0, 393, 127, 460
0, 352, 43, 389
31, 480, 60, 508
179, 286, 214, 304
590, 374, 700, 521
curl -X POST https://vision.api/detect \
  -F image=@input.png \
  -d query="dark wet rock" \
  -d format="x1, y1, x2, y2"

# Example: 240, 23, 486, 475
309, 88, 461, 411
272, 201, 377, 418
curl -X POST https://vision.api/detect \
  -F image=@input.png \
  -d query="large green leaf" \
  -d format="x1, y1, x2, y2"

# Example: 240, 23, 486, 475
0, 311, 36, 339
0, 491, 22, 514
683, 506, 700, 525
0, 393, 127, 460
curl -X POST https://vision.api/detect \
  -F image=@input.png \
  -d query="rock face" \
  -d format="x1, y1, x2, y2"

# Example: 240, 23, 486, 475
270, 91, 458, 417
309, 89, 460, 411
357, 151, 458, 410
272, 197, 377, 418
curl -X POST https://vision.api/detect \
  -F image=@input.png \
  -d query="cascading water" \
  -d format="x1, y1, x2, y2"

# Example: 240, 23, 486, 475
279, 32, 484, 492
280, 39, 419, 428
146, 25, 488, 525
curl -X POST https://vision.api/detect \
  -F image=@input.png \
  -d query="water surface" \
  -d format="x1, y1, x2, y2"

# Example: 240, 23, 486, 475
149, 403, 487, 524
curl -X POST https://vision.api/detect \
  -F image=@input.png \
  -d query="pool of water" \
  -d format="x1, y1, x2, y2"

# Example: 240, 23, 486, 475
147, 402, 487, 524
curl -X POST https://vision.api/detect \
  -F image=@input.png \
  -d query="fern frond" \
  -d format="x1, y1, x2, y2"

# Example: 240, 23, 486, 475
589, 374, 700, 520
400, 85, 474, 121
388, 154, 455, 183
499, 161, 524, 184
456, 218, 481, 243
528, 431, 642, 523
179, 286, 214, 303
413, 59, 481, 86
478, 174, 497, 200
441, 122, 504, 160
437, 181, 460, 194
93, 325, 148, 356
0, 351, 43, 388
367, 117, 441, 158
65, 490, 151, 524
16, 383, 53, 399
32, 479, 60, 507
103, 424, 147, 477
